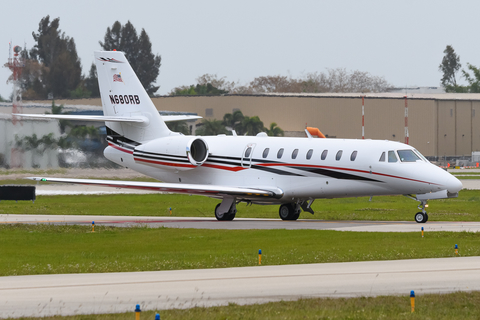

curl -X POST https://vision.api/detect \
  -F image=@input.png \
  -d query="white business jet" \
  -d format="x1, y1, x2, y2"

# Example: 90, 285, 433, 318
17, 51, 463, 223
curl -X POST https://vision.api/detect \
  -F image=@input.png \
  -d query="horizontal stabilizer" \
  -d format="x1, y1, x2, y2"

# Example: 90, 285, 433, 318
14, 114, 147, 123
162, 115, 202, 122
14, 114, 201, 123
28, 177, 284, 199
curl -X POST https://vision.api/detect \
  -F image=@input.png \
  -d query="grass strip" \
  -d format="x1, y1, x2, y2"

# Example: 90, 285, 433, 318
454, 176, 480, 179
0, 224, 479, 276
1, 190, 479, 221
7, 291, 480, 319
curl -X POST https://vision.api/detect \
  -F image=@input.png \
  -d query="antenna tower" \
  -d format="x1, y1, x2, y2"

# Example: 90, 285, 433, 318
5, 43, 25, 125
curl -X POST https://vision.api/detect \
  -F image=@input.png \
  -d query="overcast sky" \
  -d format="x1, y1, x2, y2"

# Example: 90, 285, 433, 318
1, 0, 478, 100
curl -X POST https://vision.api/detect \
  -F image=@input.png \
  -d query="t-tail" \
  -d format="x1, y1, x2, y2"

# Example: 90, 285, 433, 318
94, 51, 171, 142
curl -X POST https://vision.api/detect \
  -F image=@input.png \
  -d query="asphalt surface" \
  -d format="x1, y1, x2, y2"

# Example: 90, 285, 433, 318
3, 214, 480, 232
2, 257, 480, 318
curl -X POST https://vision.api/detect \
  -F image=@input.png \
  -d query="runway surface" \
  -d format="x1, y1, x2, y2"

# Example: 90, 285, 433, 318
2, 256, 480, 318
2, 214, 480, 232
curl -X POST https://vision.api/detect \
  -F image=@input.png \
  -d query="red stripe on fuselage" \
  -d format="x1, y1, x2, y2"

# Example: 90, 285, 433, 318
135, 157, 196, 168
108, 142, 133, 154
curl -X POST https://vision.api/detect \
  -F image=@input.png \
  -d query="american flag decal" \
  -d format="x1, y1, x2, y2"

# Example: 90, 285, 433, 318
113, 73, 123, 82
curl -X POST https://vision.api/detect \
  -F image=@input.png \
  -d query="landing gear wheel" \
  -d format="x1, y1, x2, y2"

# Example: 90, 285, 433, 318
279, 203, 300, 221
215, 203, 236, 221
415, 212, 427, 223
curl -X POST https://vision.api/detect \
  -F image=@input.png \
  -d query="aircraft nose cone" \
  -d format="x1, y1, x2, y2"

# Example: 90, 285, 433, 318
447, 174, 463, 193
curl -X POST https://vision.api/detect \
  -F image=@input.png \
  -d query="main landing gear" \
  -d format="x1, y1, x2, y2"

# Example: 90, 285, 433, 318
215, 203, 236, 221
279, 203, 301, 220
278, 200, 314, 221
414, 200, 429, 223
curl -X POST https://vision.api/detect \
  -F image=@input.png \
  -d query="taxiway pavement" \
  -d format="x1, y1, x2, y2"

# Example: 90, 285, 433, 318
1, 257, 480, 318
2, 214, 480, 232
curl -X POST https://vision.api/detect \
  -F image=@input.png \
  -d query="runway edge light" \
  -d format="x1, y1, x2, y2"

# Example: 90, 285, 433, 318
135, 304, 141, 320
258, 249, 262, 265
155, 313, 160, 320
410, 290, 415, 313
421, 227, 424, 238
92, 221, 95, 233
455, 244, 458, 256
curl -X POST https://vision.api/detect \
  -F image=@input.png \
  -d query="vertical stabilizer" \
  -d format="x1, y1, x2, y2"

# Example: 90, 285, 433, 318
94, 51, 171, 142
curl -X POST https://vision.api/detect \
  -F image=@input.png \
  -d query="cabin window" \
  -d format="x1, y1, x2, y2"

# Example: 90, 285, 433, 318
350, 151, 358, 161
244, 147, 252, 158
397, 149, 421, 162
277, 148, 284, 159
306, 149, 313, 160
388, 150, 397, 162
321, 150, 328, 160
292, 149, 298, 159
379, 152, 386, 162
262, 148, 269, 158
336, 150, 343, 161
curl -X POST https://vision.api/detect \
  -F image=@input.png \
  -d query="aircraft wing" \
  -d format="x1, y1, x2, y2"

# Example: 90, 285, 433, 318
14, 114, 201, 123
28, 177, 284, 199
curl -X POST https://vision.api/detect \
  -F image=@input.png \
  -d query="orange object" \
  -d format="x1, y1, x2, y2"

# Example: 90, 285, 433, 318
306, 127, 326, 138
477, 163, 479, 168
447, 163, 450, 168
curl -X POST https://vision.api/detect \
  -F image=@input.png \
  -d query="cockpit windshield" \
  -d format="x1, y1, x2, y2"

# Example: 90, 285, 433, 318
397, 149, 421, 162
413, 149, 429, 162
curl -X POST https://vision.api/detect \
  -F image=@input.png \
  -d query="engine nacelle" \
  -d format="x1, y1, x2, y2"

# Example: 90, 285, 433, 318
133, 136, 209, 171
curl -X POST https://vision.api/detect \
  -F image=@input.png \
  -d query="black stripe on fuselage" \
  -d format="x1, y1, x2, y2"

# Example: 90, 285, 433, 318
251, 165, 304, 176
292, 166, 383, 182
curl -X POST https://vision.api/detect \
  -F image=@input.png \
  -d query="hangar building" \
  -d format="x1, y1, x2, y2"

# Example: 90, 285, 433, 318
21, 92, 480, 158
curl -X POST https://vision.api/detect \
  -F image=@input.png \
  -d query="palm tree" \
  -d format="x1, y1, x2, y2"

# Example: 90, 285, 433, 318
46, 100, 70, 133
265, 122, 285, 137
222, 110, 244, 133
195, 119, 228, 136
241, 116, 264, 136
16, 133, 58, 168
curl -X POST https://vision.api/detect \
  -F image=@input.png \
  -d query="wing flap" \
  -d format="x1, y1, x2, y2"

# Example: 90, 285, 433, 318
28, 177, 284, 199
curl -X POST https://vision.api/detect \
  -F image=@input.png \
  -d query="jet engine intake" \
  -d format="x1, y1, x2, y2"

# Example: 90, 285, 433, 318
187, 138, 209, 166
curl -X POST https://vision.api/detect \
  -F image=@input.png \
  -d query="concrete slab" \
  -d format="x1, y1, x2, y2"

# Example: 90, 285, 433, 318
1, 257, 480, 318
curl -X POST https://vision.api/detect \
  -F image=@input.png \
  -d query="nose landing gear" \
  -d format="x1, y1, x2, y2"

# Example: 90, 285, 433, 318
414, 200, 428, 223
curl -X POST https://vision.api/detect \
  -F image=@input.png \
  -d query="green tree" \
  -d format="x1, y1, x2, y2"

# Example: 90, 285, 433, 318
84, 63, 100, 98
439, 45, 462, 92
462, 63, 480, 93
222, 110, 244, 133
100, 21, 161, 95
29, 16, 83, 98
241, 116, 264, 136
46, 100, 70, 133
170, 83, 228, 96
195, 119, 227, 136
265, 122, 284, 136
15, 133, 58, 168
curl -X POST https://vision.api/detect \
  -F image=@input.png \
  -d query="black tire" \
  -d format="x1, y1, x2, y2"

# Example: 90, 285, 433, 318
215, 203, 236, 221
424, 213, 429, 222
415, 212, 426, 223
215, 203, 227, 221
279, 203, 297, 220
225, 207, 236, 221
